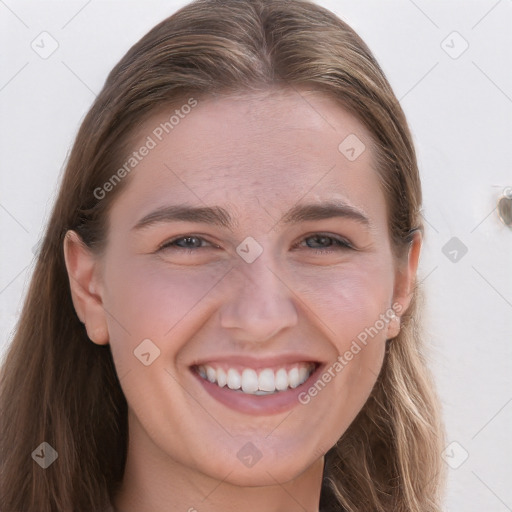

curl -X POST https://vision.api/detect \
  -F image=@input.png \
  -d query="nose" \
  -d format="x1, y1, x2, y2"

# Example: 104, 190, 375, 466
219, 259, 299, 343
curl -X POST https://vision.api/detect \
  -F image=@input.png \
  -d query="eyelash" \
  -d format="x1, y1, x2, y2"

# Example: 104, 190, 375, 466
157, 233, 354, 254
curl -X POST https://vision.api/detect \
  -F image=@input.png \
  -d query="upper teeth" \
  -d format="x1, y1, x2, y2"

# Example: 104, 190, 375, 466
197, 363, 315, 395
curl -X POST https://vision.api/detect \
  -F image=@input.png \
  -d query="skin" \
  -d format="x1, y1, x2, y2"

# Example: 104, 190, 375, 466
64, 87, 421, 512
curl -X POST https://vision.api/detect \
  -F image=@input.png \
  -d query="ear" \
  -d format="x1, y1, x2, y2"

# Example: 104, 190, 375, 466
387, 230, 422, 339
63, 230, 109, 345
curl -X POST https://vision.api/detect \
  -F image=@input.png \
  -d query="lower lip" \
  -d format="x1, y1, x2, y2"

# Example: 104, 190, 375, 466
191, 364, 324, 415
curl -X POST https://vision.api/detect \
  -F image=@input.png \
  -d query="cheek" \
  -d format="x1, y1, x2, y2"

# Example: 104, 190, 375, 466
291, 259, 394, 344
290, 260, 392, 417
102, 254, 227, 349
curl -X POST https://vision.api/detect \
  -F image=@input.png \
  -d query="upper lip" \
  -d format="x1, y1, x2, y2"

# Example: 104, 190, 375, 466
190, 354, 323, 371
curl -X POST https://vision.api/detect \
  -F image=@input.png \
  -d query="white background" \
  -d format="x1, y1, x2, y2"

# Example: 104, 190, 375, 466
1, 1, 511, 510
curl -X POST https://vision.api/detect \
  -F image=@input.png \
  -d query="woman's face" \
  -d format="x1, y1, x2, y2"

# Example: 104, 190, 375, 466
67, 88, 418, 486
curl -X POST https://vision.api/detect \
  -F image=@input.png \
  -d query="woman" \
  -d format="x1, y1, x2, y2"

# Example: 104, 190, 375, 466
0, 0, 445, 510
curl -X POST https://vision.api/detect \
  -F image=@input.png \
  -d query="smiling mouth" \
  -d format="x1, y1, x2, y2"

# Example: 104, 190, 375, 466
192, 362, 318, 395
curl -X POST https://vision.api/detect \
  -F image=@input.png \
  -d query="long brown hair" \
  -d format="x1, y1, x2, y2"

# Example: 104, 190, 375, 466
0, 1, 445, 510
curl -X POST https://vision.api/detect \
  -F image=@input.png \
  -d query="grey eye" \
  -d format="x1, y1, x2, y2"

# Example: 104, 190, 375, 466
174, 236, 204, 248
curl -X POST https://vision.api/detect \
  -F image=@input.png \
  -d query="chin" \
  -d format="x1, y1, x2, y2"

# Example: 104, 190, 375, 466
201, 449, 320, 487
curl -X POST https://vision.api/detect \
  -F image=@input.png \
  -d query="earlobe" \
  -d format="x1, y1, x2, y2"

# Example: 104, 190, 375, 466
63, 230, 109, 345
386, 312, 401, 340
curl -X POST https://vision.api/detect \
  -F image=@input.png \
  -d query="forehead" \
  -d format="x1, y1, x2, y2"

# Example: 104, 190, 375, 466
108, 88, 386, 231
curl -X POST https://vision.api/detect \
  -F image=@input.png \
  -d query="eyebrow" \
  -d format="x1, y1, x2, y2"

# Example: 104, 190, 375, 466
131, 201, 370, 231
132, 205, 234, 231
282, 201, 370, 227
